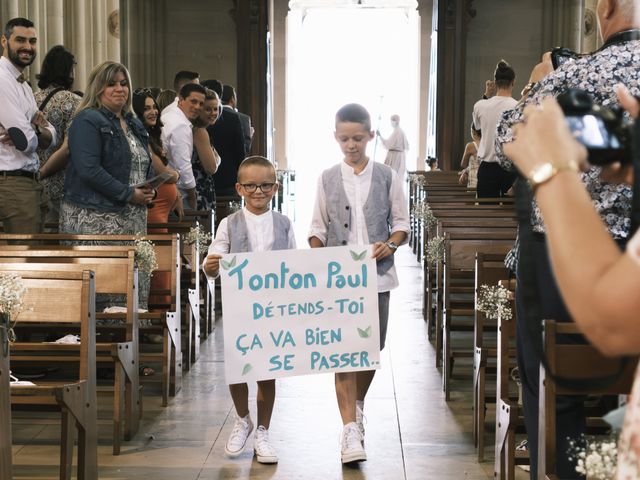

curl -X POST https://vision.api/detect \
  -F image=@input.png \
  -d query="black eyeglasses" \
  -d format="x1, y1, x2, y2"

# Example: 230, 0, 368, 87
240, 183, 276, 193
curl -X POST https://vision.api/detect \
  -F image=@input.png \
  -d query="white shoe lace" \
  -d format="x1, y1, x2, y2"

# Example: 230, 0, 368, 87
342, 425, 363, 452
228, 418, 250, 448
255, 429, 276, 456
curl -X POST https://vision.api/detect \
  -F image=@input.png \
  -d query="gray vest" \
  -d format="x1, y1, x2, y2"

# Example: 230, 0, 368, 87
227, 210, 291, 253
322, 162, 394, 275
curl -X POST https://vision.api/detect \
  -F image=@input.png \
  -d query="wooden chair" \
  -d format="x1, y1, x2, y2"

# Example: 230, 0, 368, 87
538, 320, 637, 480
6, 268, 98, 480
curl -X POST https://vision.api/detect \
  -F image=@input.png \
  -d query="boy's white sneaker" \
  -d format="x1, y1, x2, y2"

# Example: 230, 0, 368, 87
341, 422, 367, 464
254, 426, 278, 464
225, 414, 254, 457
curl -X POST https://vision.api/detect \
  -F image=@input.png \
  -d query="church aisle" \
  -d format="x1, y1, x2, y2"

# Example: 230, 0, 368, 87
11, 246, 526, 479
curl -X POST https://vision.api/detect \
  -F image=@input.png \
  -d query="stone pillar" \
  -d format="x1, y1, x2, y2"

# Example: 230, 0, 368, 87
46, 0, 64, 48
72, 0, 88, 90
92, 0, 108, 65
270, 0, 288, 168
418, 0, 432, 171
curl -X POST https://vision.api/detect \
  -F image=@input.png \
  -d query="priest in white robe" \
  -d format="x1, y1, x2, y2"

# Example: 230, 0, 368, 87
376, 114, 409, 177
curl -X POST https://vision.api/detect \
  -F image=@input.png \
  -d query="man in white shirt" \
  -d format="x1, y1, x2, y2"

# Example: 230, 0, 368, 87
0, 17, 56, 233
161, 83, 206, 209
162, 70, 199, 117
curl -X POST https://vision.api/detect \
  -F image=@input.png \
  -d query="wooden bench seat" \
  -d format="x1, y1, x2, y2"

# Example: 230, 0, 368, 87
4, 268, 98, 480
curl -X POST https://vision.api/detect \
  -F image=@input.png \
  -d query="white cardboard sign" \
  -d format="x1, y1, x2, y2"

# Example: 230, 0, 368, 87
219, 245, 380, 384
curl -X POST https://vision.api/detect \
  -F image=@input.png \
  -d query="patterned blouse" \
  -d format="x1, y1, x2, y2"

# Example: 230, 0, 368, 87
495, 39, 640, 239
34, 87, 81, 201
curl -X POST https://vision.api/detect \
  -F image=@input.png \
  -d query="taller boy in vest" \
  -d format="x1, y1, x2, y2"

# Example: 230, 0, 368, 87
204, 156, 296, 464
308, 103, 410, 464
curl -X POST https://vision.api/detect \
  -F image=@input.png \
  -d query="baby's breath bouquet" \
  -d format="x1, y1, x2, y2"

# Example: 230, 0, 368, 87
568, 435, 618, 480
477, 284, 512, 321
134, 238, 158, 274
185, 225, 212, 254
425, 235, 445, 265
413, 201, 437, 229
409, 173, 427, 188
0, 273, 26, 347
228, 201, 242, 214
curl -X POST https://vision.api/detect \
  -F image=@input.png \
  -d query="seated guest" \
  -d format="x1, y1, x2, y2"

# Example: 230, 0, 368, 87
34, 45, 82, 228
156, 89, 176, 113
426, 156, 440, 171
192, 88, 221, 211
161, 83, 206, 209
61, 61, 155, 310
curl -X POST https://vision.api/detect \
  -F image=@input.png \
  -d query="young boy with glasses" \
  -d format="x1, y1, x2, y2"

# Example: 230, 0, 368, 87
203, 155, 296, 464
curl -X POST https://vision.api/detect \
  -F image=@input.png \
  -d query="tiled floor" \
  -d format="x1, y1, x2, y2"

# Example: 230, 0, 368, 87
10, 247, 528, 479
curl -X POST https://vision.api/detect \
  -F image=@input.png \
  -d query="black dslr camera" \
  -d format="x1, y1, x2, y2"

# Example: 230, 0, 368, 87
551, 47, 584, 70
556, 88, 633, 165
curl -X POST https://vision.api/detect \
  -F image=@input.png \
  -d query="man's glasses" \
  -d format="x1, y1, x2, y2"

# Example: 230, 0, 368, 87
240, 183, 276, 193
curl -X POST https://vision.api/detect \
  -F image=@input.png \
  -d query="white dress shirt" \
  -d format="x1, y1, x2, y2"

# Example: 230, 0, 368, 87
205, 207, 297, 280
308, 159, 410, 292
0, 56, 57, 172
161, 105, 196, 190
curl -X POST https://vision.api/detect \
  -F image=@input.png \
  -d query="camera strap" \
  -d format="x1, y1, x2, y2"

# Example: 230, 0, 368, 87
515, 177, 632, 392
600, 29, 640, 51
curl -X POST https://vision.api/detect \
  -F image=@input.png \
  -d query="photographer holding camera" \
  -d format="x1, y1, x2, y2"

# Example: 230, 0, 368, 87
495, 1, 640, 478
504, 84, 640, 480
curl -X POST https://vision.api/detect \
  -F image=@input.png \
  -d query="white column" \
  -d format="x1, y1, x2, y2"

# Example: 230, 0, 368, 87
72, 0, 88, 90
26, 0, 40, 83
271, 0, 288, 169
418, 1, 431, 171
106, 0, 120, 61
46, 0, 64, 48
92, 0, 107, 65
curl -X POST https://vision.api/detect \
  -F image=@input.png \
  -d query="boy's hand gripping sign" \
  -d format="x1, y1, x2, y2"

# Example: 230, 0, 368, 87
219, 245, 380, 384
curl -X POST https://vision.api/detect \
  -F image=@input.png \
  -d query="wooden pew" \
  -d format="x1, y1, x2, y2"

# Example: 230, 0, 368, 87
494, 279, 527, 479
0, 233, 182, 407
538, 321, 637, 480
1, 313, 12, 480
441, 231, 516, 400
473, 253, 511, 462
0, 249, 140, 455
6, 268, 98, 480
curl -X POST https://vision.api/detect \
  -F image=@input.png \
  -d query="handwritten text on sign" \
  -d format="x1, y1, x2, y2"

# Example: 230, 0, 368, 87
219, 245, 380, 384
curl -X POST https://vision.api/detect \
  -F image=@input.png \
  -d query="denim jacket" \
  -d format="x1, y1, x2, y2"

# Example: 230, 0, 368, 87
65, 107, 151, 212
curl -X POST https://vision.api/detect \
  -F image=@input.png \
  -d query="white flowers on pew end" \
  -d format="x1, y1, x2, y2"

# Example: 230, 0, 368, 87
425, 235, 445, 265
408, 173, 427, 188
477, 284, 512, 321
185, 225, 212, 253
0, 273, 26, 344
568, 436, 618, 480
412, 201, 437, 229
134, 238, 158, 274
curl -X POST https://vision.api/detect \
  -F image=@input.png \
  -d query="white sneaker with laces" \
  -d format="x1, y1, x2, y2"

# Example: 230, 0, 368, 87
254, 426, 278, 464
341, 422, 366, 464
225, 414, 254, 457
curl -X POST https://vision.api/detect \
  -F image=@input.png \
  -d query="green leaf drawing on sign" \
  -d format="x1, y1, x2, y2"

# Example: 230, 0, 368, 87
221, 256, 237, 271
242, 363, 252, 375
357, 326, 372, 338
350, 250, 367, 261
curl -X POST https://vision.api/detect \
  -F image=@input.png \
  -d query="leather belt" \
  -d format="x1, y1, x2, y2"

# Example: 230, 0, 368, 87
0, 169, 38, 180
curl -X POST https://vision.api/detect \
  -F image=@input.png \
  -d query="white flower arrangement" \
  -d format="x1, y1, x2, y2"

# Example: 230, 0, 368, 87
413, 201, 437, 229
425, 235, 445, 265
477, 284, 513, 321
568, 435, 618, 480
409, 173, 427, 188
184, 225, 212, 254
228, 201, 242, 214
0, 273, 26, 345
134, 238, 158, 274
0, 273, 25, 317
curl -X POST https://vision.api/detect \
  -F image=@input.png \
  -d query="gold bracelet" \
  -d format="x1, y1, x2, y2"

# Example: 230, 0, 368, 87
528, 161, 579, 193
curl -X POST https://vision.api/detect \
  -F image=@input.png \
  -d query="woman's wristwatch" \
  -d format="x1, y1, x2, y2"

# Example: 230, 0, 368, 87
527, 161, 579, 192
